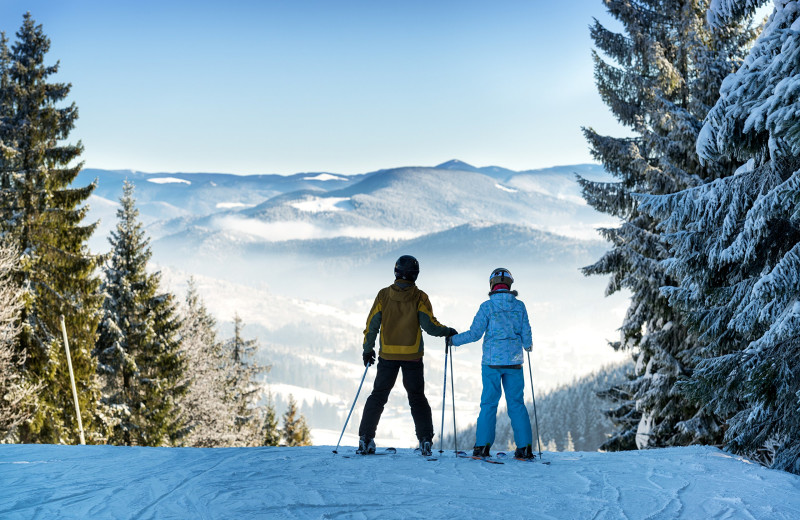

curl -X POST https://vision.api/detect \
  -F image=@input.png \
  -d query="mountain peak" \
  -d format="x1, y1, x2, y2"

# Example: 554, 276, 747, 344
435, 159, 479, 172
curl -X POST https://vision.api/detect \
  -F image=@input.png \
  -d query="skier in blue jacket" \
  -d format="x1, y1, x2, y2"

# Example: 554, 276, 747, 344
449, 267, 534, 459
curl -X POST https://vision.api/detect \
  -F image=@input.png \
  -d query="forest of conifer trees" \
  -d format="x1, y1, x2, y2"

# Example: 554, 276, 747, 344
0, 14, 308, 448
583, 0, 800, 474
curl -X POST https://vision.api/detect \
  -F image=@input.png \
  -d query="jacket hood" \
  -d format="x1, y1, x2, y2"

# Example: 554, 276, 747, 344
488, 290, 517, 310
390, 280, 419, 302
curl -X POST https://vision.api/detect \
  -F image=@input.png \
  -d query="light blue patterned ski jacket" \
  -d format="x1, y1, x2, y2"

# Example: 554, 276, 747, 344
451, 290, 532, 366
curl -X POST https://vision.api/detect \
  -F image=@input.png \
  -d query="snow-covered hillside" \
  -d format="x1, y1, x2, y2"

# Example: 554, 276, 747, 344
79, 162, 614, 249
2, 444, 799, 519
152, 165, 611, 246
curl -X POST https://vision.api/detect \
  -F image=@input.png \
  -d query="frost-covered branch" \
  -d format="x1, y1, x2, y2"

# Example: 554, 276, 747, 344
0, 241, 39, 441
708, 0, 770, 27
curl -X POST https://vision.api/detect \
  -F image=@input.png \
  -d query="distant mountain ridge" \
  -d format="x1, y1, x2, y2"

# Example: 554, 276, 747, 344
77, 168, 369, 220
435, 159, 517, 178
78, 161, 613, 253
78, 161, 609, 215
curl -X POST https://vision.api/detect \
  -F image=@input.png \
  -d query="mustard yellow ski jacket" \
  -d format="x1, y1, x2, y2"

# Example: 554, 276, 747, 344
363, 280, 450, 361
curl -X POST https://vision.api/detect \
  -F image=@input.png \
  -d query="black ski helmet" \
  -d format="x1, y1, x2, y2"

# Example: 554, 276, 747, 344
490, 267, 514, 289
395, 255, 420, 282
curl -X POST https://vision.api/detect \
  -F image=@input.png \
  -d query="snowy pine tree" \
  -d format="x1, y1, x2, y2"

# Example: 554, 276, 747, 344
708, 0, 767, 25
178, 280, 237, 447
224, 314, 268, 446
580, 0, 756, 450
282, 395, 311, 447
565, 431, 576, 452
95, 181, 186, 446
142, 290, 186, 445
177, 282, 284, 447
0, 32, 15, 219
0, 239, 38, 440
1, 14, 104, 444
640, 1, 800, 474
260, 392, 281, 447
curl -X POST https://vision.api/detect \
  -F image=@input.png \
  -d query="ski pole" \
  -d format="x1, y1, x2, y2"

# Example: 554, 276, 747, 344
449, 341, 457, 455
439, 341, 449, 454
527, 349, 543, 460
333, 362, 370, 454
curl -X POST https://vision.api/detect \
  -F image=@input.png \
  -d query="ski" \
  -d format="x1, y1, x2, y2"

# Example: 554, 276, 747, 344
340, 448, 436, 461
456, 451, 504, 464
496, 451, 551, 465
465, 455, 504, 465
497, 451, 531, 461
341, 447, 396, 458
414, 447, 438, 461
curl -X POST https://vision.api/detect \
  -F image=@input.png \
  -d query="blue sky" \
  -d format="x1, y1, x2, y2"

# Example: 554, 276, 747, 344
2, 1, 630, 174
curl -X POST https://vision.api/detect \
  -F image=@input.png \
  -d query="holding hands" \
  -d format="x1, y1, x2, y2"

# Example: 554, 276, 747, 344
445, 328, 458, 347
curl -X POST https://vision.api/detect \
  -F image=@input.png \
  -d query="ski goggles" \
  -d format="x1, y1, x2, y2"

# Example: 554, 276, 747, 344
490, 269, 513, 283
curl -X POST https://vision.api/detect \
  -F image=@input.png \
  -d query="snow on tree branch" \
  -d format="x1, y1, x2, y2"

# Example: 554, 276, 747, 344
708, 0, 770, 27
0, 240, 40, 440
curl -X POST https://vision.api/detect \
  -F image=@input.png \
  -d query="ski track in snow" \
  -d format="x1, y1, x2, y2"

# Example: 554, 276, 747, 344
1, 444, 800, 519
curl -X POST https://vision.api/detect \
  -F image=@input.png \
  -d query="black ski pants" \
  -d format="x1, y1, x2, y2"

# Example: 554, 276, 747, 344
358, 357, 434, 442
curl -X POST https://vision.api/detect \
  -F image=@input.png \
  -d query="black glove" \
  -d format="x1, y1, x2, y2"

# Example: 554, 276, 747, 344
448, 328, 458, 337
363, 350, 376, 367
445, 328, 458, 347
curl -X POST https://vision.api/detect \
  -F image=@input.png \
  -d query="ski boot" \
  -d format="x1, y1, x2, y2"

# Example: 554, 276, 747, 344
356, 435, 376, 455
419, 437, 433, 457
473, 445, 490, 457
514, 445, 534, 460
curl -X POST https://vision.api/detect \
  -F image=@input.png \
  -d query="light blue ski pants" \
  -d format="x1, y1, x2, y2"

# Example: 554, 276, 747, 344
475, 365, 533, 449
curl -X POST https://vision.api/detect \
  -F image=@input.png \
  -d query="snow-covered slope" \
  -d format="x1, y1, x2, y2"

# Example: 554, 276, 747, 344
2, 444, 799, 519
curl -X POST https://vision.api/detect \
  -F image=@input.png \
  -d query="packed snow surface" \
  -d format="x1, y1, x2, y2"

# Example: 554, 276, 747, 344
2, 444, 799, 519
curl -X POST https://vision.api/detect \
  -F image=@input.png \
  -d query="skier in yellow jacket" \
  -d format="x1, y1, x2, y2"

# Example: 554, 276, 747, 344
357, 255, 456, 456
